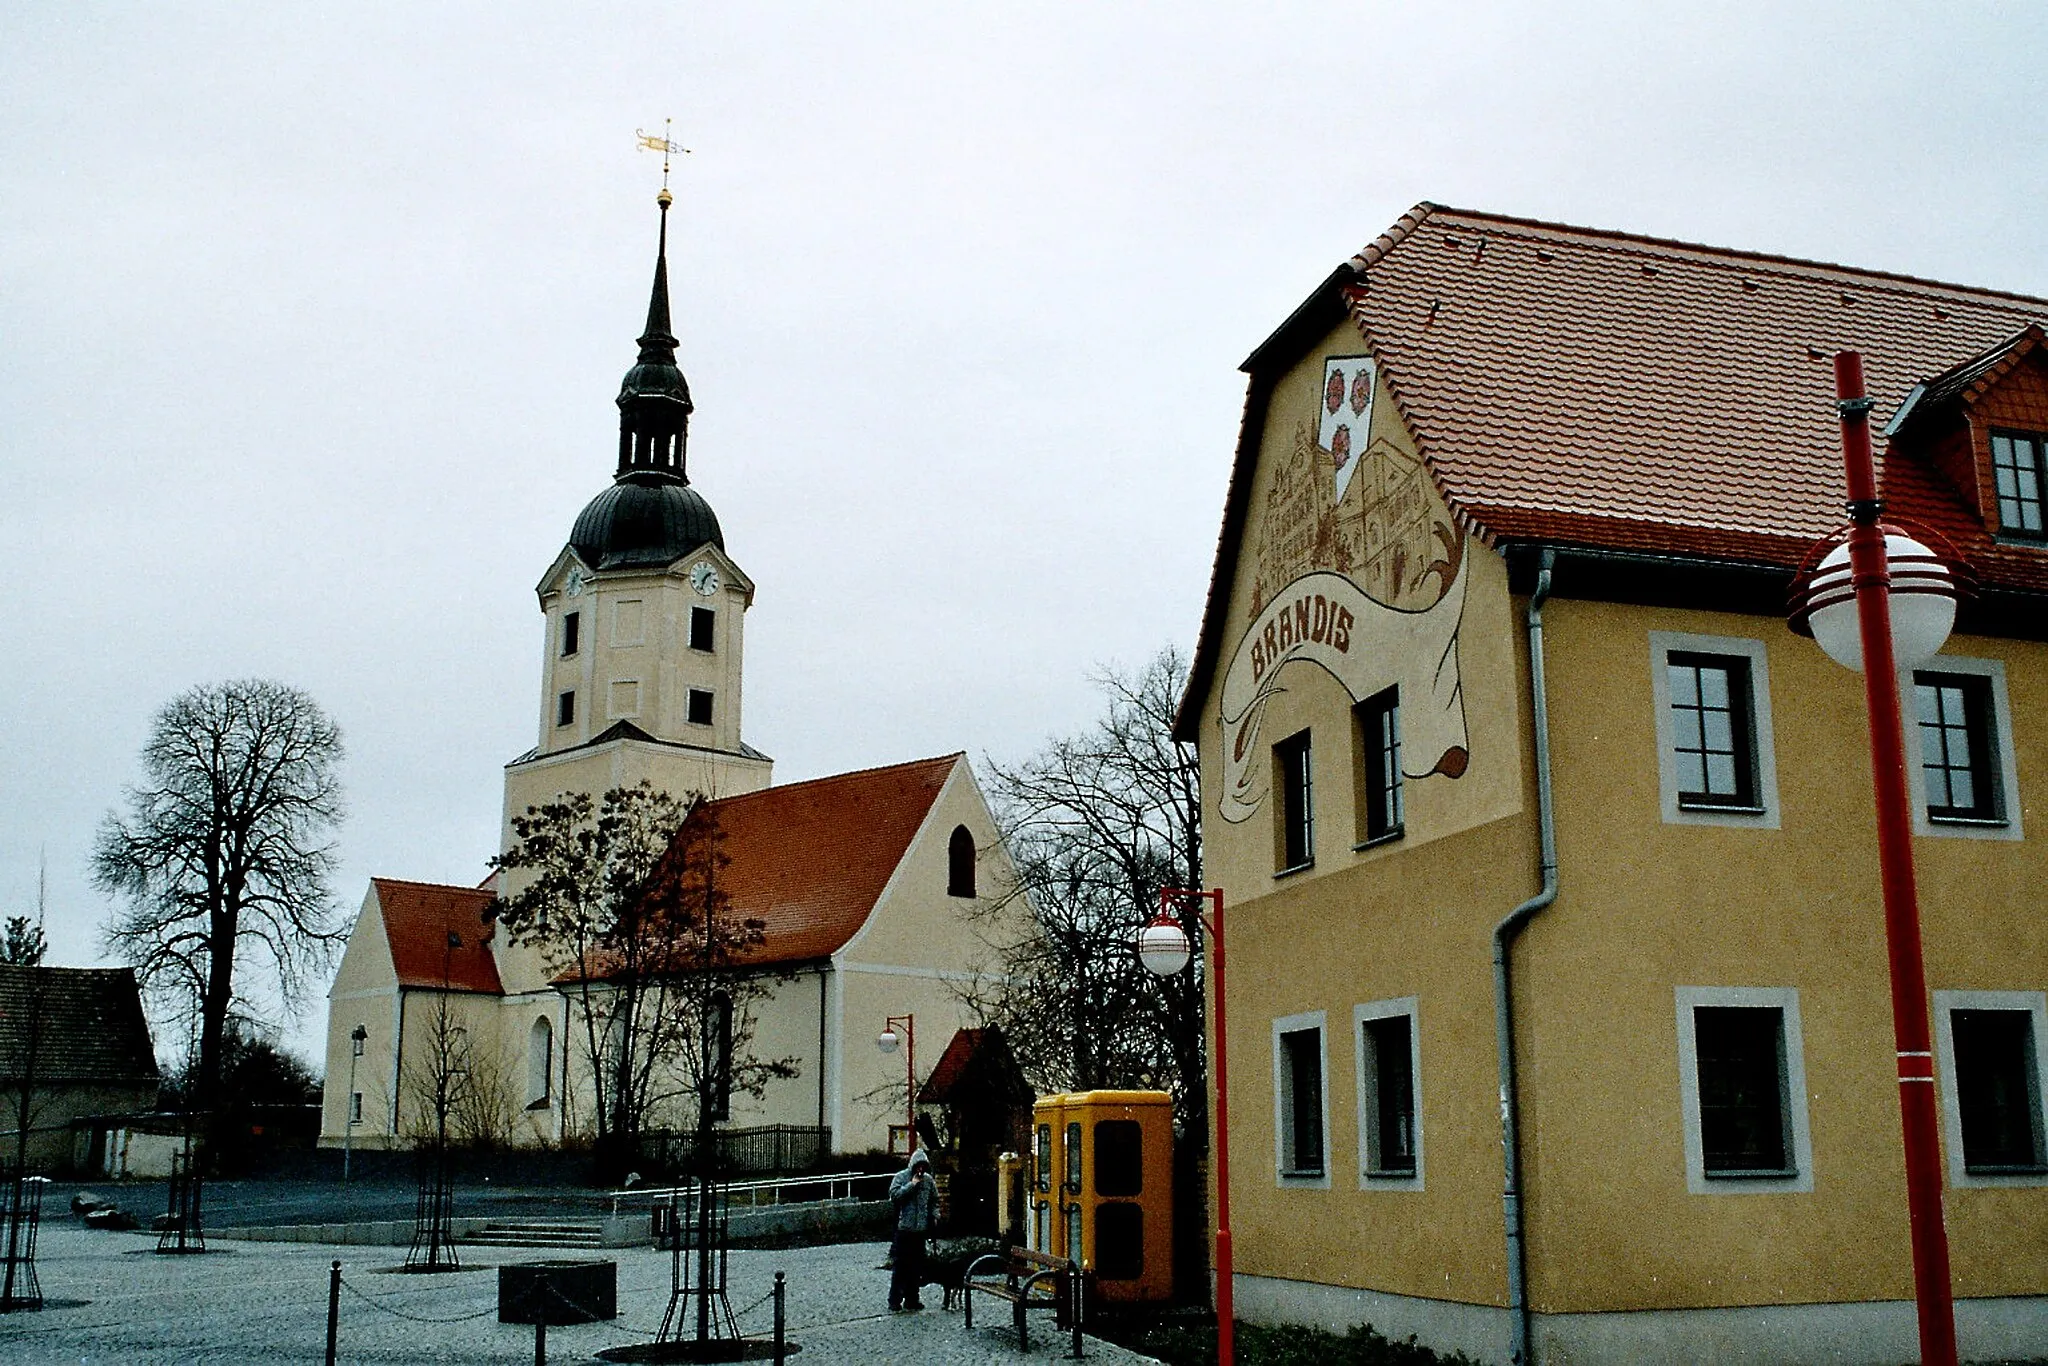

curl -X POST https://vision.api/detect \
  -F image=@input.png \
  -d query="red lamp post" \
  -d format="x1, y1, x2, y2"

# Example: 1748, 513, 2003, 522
877, 1015, 916, 1151
1789, 351, 1960, 1366
1139, 888, 1232, 1366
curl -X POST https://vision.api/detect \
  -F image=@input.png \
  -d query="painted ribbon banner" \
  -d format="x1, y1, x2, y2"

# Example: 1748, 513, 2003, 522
1218, 567, 1469, 824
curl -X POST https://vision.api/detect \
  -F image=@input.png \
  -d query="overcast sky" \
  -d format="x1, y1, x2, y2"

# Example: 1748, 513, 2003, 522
5, 2, 2045, 1064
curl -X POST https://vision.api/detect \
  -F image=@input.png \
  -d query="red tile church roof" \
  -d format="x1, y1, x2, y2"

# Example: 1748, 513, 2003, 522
374, 877, 503, 994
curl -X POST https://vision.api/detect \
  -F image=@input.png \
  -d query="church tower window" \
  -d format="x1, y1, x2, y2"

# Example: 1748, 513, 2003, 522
687, 689, 714, 726
557, 691, 576, 727
561, 611, 580, 657
690, 606, 716, 653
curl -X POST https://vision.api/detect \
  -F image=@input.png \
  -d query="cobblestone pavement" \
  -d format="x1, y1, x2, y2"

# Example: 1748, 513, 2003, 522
0, 1226, 1161, 1365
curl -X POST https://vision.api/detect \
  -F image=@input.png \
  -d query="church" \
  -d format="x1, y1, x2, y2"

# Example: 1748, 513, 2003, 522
317, 190, 1019, 1160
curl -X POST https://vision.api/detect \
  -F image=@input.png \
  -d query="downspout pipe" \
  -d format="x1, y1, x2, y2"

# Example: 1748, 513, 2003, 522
1493, 548, 1557, 1366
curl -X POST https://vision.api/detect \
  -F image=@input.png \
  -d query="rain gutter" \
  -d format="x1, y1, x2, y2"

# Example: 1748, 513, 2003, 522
1493, 547, 1557, 1366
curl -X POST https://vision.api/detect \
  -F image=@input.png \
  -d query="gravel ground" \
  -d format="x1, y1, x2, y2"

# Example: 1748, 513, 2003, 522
0, 1225, 1160, 1365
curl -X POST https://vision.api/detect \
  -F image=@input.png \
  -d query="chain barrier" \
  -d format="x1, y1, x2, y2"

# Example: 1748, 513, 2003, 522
336, 1274, 500, 1324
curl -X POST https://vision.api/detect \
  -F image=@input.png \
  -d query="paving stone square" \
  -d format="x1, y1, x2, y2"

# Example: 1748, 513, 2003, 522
0, 1226, 1160, 1365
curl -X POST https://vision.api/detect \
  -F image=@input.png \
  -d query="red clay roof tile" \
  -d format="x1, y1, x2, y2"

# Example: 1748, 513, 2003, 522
374, 877, 504, 994
1180, 204, 2048, 735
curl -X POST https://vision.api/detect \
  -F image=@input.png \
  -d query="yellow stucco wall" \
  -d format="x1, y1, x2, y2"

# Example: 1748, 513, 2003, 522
1190, 314, 2048, 1321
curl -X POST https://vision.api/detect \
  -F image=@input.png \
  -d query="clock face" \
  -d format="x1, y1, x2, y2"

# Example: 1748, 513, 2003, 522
565, 568, 586, 598
690, 561, 721, 597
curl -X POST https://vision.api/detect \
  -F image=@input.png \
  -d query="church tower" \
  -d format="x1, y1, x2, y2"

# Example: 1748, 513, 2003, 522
501, 190, 772, 843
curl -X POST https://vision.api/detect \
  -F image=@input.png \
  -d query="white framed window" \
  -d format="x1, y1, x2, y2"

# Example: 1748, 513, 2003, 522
1649, 633, 1781, 828
1354, 997, 1422, 1189
348, 1092, 363, 1124
1934, 990, 2048, 1187
1272, 1011, 1329, 1187
1675, 987, 1813, 1194
1905, 657, 2023, 841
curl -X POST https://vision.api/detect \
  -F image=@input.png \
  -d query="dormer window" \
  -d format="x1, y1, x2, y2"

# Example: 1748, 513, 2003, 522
1991, 431, 2046, 537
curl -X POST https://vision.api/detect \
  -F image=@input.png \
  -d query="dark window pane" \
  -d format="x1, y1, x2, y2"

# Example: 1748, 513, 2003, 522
689, 606, 715, 652
1065, 1122, 1083, 1192
1093, 1202, 1144, 1281
1282, 1028, 1323, 1174
1276, 732, 1314, 868
1094, 1120, 1143, 1197
1358, 688, 1403, 841
1668, 654, 1757, 808
1695, 1006, 1789, 1173
562, 611, 581, 657
947, 825, 976, 897
1035, 1124, 1051, 1192
687, 689, 714, 725
557, 691, 575, 727
1916, 673, 2001, 822
1955, 1009, 2044, 1171
1365, 1014, 1417, 1174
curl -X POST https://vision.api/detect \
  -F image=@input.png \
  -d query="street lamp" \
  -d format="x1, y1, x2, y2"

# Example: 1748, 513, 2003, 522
1787, 350, 1963, 1366
343, 1025, 367, 1183
1138, 888, 1233, 1366
877, 1015, 916, 1153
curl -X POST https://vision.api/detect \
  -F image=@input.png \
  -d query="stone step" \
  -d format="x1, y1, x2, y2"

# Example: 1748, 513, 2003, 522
466, 1222, 604, 1248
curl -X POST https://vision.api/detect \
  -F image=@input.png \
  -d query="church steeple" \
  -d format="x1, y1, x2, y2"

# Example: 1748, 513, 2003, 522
616, 189, 694, 482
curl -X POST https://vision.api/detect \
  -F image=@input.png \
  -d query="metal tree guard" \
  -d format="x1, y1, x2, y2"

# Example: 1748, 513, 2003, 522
405, 1154, 459, 1271
156, 1147, 206, 1255
657, 1175, 737, 1345
0, 1172, 47, 1311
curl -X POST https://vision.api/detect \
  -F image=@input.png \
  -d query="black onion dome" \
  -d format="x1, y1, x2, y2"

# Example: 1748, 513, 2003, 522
569, 471, 723, 571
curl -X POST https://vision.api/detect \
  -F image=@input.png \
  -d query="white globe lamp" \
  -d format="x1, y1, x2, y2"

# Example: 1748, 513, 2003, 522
1137, 917, 1192, 977
1793, 530, 1958, 672
876, 1027, 900, 1054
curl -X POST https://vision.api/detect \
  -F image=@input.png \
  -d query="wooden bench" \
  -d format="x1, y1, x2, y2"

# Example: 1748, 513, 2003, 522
962, 1245, 1073, 1350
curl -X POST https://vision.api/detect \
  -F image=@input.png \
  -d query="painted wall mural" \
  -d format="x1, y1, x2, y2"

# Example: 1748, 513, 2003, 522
1220, 354, 1470, 824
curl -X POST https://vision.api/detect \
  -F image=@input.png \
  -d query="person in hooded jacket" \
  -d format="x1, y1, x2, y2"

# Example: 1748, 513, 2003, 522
887, 1147, 939, 1311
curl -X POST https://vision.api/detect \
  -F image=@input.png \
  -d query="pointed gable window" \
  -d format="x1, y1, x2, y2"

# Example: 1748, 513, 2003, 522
947, 825, 976, 897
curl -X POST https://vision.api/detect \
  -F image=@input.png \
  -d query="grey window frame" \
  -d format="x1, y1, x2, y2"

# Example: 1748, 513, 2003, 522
1675, 986, 1813, 1194
1935, 990, 2048, 1188
1904, 657, 2023, 841
1991, 430, 2048, 538
1650, 633, 1781, 829
1355, 997, 1423, 1189
1272, 1011, 1330, 1187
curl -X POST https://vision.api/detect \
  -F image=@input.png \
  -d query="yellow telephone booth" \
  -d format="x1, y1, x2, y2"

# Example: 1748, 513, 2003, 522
1027, 1090, 1173, 1304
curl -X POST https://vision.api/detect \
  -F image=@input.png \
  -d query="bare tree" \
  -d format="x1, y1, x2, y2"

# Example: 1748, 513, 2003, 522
92, 680, 345, 1138
973, 647, 1207, 1136
493, 785, 795, 1178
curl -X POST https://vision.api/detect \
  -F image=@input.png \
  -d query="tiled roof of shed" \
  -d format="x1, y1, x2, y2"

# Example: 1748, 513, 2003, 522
1181, 204, 2048, 734
0, 966, 159, 1085
374, 878, 504, 994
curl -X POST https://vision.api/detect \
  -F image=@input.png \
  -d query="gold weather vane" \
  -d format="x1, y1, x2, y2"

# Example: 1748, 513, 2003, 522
636, 119, 690, 193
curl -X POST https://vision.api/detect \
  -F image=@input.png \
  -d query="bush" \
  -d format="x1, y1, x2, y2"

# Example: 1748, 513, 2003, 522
1101, 1318, 1480, 1366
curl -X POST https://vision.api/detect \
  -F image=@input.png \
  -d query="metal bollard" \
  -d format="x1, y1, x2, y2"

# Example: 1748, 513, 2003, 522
773, 1270, 786, 1364
326, 1260, 340, 1366
1065, 1266, 1085, 1360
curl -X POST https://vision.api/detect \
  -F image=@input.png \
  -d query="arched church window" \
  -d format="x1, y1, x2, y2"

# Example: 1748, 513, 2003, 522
947, 825, 976, 898
528, 1017, 553, 1109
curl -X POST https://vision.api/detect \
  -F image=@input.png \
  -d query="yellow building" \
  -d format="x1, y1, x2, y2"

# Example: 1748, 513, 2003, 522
1176, 204, 2048, 1363
318, 196, 1018, 1160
